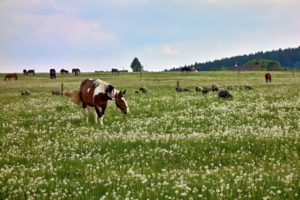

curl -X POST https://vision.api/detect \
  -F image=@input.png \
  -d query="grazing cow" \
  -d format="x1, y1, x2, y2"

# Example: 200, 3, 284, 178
23, 69, 28, 75
181, 67, 192, 73
265, 72, 272, 83
111, 68, 119, 75
4, 73, 18, 81
65, 79, 129, 124
72, 68, 80, 76
50, 69, 56, 79
60, 69, 69, 74
28, 69, 35, 75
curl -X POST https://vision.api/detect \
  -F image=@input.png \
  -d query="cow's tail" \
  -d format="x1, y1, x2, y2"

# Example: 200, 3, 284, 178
64, 90, 81, 105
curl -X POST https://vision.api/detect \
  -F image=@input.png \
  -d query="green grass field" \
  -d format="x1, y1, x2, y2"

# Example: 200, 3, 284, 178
0, 71, 299, 199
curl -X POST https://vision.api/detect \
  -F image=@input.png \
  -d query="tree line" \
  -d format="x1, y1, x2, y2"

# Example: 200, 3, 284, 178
168, 46, 300, 71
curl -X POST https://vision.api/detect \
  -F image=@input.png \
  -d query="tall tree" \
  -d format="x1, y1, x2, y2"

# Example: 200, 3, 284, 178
130, 57, 143, 72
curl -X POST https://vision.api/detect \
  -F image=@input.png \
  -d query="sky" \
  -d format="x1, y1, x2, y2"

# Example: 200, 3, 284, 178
0, 0, 300, 72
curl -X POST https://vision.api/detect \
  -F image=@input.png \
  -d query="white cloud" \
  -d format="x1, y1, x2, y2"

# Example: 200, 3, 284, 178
35, 15, 116, 48
0, 0, 117, 49
161, 45, 179, 55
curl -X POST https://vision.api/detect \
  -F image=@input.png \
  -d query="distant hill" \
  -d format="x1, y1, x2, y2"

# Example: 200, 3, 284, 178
169, 46, 300, 71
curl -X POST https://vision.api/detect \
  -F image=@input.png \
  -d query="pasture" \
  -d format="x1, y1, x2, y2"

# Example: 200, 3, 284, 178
0, 71, 299, 199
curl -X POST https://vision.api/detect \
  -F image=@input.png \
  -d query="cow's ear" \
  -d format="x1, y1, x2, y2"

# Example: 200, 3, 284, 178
122, 90, 126, 95
105, 85, 114, 93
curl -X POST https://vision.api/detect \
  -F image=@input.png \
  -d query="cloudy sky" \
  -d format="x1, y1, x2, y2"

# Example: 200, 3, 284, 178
0, 0, 299, 72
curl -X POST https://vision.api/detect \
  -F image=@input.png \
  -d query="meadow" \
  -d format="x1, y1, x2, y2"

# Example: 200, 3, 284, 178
0, 71, 299, 200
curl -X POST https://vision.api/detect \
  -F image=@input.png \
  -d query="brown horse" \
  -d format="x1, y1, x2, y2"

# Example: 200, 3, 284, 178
65, 79, 129, 124
4, 73, 18, 81
265, 72, 272, 83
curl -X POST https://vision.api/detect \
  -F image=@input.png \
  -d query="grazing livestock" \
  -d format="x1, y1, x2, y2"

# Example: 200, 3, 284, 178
72, 68, 80, 76
4, 73, 18, 81
23, 69, 28, 75
28, 69, 35, 75
50, 69, 56, 79
65, 79, 129, 125
265, 72, 272, 83
60, 69, 69, 74
181, 66, 192, 73
111, 68, 119, 75
218, 89, 232, 99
